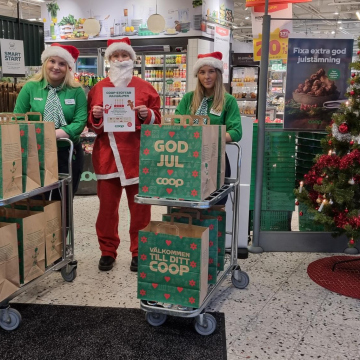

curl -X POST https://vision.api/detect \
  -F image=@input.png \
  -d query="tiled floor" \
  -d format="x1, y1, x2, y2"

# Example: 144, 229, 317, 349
11, 195, 360, 360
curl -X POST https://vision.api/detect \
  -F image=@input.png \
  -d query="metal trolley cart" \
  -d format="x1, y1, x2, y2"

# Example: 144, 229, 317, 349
0, 139, 77, 331
135, 143, 249, 335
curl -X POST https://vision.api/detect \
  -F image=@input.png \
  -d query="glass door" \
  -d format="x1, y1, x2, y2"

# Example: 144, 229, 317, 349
164, 53, 187, 115
76, 56, 98, 76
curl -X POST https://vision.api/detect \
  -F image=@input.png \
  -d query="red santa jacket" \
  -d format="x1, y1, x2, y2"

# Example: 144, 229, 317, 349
87, 76, 161, 185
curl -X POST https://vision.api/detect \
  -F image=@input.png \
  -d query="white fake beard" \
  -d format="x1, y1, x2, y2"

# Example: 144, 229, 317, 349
108, 59, 134, 87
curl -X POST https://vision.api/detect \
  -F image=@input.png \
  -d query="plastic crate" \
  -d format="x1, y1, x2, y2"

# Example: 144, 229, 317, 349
298, 204, 325, 232
249, 210, 292, 231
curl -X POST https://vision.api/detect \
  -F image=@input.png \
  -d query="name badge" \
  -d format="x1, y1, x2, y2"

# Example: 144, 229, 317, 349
34, 97, 43, 101
210, 108, 221, 116
65, 99, 75, 105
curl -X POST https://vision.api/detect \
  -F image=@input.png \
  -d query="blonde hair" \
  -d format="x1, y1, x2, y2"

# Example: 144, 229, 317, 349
190, 68, 226, 114
30, 58, 81, 88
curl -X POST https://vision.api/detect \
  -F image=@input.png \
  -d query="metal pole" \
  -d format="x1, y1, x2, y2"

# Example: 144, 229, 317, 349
248, 0, 271, 253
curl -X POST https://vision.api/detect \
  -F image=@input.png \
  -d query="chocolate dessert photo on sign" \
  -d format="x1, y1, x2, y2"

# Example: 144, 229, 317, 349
284, 37, 353, 130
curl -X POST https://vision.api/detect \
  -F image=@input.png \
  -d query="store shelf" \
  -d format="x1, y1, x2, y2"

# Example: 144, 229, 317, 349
240, 114, 256, 117
165, 106, 178, 109
134, 64, 141, 68
165, 64, 187, 68
145, 65, 164, 67
77, 65, 97, 69
271, 80, 283, 83
231, 82, 257, 87
145, 79, 163, 82
236, 98, 257, 102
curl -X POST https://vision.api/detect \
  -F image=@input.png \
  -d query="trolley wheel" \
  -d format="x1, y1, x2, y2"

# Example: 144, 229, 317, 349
231, 270, 249, 289
145, 312, 167, 327
61, 267, 77, 282
194, 313, 217, 336
0, 308, 22, 331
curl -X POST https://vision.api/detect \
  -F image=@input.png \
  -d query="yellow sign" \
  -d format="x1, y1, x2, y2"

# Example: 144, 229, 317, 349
253, 29, 289, 61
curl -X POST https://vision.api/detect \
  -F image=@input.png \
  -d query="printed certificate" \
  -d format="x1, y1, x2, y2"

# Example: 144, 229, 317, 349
103, 87, 135, 132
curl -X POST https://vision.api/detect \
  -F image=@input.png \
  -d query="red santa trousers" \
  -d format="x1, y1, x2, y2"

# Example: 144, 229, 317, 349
96, 178, 151, 259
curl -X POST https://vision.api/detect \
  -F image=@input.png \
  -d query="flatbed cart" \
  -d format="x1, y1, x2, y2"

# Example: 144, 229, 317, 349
134, 143, 249, 335
0, 138, 77, 331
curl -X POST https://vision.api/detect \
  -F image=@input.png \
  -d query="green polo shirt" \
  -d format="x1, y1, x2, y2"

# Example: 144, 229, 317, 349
175, 92, 242, 142
14, 79, 87, 147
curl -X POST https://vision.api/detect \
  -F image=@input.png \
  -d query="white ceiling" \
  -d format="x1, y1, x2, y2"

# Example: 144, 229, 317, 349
233, 0, 360, 41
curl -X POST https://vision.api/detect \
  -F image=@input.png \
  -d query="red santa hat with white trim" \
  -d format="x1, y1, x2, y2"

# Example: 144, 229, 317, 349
105, 37, 136, 61
41, 43, 80, 70
193, 51, 224, 77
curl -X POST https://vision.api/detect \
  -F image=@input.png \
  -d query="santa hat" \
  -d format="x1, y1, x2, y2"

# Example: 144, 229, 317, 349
41, 43, 79, 70
105, 37, 136, 61
193, 51, 224, 77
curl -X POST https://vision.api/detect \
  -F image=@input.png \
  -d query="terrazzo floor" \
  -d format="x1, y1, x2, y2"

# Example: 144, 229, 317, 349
11, 195, 360, 360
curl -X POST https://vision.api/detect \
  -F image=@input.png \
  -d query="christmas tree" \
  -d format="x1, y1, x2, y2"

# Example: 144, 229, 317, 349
295, 38, 360, 248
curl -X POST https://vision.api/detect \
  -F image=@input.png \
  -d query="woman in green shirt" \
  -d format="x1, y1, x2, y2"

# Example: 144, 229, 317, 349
175, 51, 242, 204
14, 43, 87, 197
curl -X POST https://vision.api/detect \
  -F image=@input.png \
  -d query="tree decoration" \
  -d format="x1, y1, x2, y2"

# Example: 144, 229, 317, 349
295, 37, 360, 247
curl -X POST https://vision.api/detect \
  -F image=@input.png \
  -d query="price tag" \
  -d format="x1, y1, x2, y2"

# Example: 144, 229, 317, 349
253, 36, 288, 61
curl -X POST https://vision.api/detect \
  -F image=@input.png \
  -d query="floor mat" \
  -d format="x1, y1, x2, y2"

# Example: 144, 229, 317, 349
307, 256, 360, 299
1, 303, 227, 360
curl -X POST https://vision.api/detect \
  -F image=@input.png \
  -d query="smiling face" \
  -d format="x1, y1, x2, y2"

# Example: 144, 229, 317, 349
197, 65, 217, 95
45, 56, 68, 87
110, 50, 131, 62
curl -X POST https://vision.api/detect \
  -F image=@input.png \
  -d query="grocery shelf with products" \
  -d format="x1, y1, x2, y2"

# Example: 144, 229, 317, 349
230, 65, 259, 118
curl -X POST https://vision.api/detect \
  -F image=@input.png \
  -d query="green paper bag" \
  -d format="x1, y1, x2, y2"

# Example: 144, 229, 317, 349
163, 211, 218, 284
0, 207, 45, 284
139, 115, 219, 201
0, 115, 22, 199
199, 206, 226, 270
138, 219, 209, 308
0, 222, 20, 301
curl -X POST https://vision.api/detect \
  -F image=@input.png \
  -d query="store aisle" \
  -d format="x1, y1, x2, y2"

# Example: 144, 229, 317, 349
12, 195, 360, 360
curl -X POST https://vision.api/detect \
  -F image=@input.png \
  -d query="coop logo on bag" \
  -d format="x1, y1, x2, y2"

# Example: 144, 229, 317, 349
156, 178, 184, 187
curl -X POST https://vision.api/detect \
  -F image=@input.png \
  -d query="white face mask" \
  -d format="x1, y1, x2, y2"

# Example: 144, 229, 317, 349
108, 59, 134, 87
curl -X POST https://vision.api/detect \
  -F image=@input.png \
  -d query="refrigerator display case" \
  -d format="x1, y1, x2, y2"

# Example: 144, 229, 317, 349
101, 52, 187, 115
75, 56, 98, 76
230, 65, 259, 119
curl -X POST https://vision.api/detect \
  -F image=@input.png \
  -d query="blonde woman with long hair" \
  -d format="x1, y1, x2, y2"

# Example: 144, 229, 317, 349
175, 51, 242, 204
14, 43, 87, 198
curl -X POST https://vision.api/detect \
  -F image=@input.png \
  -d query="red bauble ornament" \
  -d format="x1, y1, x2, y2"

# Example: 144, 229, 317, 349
338, 123, 349, 134
315, 207, 319, 210
351, 80, 355, 85
316, 177, 323, 185
350, 90, 355, 96
344, 209, 349, 213
299, 211, 303, 216
295, 201, 299, 206
358, 50, 360, 55
349, 239, 355, 246
350, 140, 354, 145
352, 73, 356, 78
328, 140, 332, 145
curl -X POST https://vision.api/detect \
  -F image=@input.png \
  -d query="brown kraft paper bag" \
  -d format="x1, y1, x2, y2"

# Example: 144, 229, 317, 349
0, 207, 45, 284
0, 222, 20, 302
26, 112, 58, 187
0, 114, 22, 199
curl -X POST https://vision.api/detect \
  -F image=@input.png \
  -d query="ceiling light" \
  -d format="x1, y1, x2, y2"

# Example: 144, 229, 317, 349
357, 11, 360, 20
334, 12, 339, 15
245, 16, 250, 20
337, 21, 341, 24
331, 31, 335, 34
339, 26, 343, 29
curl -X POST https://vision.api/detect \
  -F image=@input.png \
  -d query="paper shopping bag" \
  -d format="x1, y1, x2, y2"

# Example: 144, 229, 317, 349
26, 112, 58, 187
137, 219, 209, 308
199, 206, 226, 270
0, 222, 20, 302
139, 115, 219, 201
10, 199, 62, 267
165, 210, 218, 284
0, 208, 45, 284
17, 122, 41, 192
0, 114, 22, 199
217, 125, 226, 189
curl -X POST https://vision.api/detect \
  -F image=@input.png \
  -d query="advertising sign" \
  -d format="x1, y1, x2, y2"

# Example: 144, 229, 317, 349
103, 87, 135, 132
214, 25, 230, 83
0, 39, 25, 76
251, 4, 292, 61
284, 37, 354, 130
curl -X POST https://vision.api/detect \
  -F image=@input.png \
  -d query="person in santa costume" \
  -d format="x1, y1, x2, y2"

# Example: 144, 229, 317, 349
14, 43, 87, 198
87, 38, 161, 272
175, 51, 242, 204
